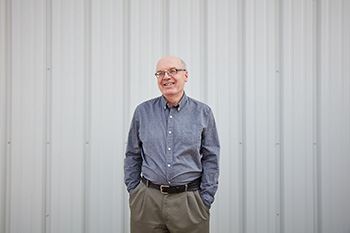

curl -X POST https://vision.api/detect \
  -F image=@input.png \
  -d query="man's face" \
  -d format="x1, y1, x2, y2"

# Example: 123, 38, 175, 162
156, 57, 188, 98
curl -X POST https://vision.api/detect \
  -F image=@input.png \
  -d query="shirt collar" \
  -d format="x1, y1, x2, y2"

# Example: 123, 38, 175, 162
161, 92, 188, 112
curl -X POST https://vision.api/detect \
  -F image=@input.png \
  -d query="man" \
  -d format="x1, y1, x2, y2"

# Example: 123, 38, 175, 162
124, 56, 220, 233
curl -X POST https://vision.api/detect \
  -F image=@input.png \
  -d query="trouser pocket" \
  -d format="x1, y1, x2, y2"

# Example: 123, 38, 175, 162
129, 182, 144, 207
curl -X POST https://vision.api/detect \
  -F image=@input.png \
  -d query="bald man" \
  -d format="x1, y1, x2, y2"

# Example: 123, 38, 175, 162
124, 56, 220, 233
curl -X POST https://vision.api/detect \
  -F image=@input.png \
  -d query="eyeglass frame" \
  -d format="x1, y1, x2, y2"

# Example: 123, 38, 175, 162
154, 67, 187, 79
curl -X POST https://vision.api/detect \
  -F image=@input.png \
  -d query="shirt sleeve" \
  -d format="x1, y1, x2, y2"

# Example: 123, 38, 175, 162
199, 108, 220, 208
124, 107, 143, 193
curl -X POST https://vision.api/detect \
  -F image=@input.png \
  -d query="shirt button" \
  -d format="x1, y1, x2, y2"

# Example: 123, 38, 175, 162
168, 131, 172, 134
168, 147, 171, 151
168, 181, 171, 184
169, 115, 173, 119
167, 164, 171, 167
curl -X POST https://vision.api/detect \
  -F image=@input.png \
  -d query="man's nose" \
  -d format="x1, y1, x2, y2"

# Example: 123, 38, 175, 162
163, 72, 171, 78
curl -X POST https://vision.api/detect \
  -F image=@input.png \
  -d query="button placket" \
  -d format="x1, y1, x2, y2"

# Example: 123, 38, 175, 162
166, 108, 175, 182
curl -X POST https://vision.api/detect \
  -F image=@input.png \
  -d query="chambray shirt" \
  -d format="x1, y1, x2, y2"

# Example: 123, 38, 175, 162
124, 93, 220, 207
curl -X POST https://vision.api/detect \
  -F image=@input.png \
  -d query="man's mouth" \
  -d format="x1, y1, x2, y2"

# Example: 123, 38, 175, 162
163, 82, 174, 87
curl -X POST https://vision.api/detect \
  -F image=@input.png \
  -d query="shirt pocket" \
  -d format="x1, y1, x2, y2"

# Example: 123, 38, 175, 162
179, 125, 202, 148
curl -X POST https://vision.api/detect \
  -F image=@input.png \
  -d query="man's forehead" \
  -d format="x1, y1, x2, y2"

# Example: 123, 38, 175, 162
156, 57, 183, 69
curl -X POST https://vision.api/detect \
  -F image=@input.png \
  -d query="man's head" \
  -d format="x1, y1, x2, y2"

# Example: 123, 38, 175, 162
155, 56, 188, 101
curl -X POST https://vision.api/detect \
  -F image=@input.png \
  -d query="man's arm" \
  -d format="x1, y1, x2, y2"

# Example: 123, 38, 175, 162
124, 107, 143, 192
200, 108, 220, 208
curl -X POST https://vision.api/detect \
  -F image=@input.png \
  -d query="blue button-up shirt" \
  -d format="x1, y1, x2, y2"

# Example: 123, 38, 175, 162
124, 93, 220, 207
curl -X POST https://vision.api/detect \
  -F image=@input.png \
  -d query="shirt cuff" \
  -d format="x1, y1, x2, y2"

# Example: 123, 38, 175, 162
200, 192, 213, 209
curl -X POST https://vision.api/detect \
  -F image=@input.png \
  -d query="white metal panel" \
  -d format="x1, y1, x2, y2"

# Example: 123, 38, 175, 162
206, 1, 242, 232
281, 0, 316, 232
50, 0, 85, 232
0, 0, 7, 232
8, 0, 46, 233
319, 0, 350, 232
88, 0, 126, 232
244, 0, 278, 232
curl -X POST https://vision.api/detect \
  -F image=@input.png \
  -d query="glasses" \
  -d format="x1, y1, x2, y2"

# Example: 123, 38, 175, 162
154, 68, 186, 79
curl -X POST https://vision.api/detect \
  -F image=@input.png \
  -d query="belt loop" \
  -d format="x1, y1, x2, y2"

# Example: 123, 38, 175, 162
185, 184, 188, 192
146, 179, 149, 187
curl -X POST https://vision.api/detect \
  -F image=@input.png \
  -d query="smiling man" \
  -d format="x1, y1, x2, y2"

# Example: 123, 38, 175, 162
124, 56, 220, 233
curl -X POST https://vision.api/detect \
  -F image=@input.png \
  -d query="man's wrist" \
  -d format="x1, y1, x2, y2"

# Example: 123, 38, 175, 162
200, 192, 213, 209
127, 180, 140, 193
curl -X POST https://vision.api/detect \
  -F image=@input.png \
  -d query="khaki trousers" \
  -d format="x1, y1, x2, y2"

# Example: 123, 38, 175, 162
129, 182, 210, 233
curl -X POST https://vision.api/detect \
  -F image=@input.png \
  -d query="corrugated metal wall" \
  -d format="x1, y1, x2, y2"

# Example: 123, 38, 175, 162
0, 0, 7, 232
0, 0, 349, 233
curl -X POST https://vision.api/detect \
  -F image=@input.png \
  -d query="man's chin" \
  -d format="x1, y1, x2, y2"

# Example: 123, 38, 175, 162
161, 90, 178, 96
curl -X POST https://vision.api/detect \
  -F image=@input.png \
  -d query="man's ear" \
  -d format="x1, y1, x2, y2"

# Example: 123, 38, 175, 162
185, 72, 189, 82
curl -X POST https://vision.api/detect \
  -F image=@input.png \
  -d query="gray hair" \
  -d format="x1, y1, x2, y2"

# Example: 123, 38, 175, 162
179, 58, 187, 69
